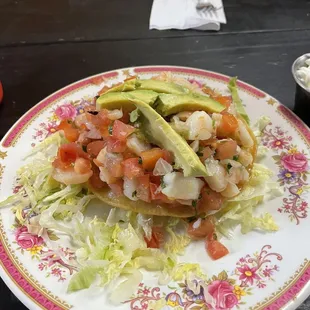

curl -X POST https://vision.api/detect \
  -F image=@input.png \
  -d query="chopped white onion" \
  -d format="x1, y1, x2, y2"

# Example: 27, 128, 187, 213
153, 158, 173, 176
126, 134, 151, 156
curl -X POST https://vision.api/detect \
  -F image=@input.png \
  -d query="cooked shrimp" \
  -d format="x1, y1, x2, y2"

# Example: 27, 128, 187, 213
221, 182, 240, 198
186, 111, 213, 140
52, 168, 93, 185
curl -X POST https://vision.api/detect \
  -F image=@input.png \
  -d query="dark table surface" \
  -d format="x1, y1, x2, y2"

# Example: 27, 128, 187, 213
0, 0, 310, 309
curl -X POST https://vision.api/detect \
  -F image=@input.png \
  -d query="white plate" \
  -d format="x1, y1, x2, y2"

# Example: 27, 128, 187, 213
0, 66, 309, 310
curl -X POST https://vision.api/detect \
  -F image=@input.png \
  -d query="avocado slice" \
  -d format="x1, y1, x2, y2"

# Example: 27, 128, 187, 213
122, 93, 208, 178
104, 78, 189, 95
228, 77, 250, 124
96, 90, 159, 111
137, 79, 188, 95
155, 93, 225, 116
96, 91, 208, 177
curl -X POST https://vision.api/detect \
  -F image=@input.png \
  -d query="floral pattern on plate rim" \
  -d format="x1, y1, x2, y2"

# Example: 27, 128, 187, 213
261, 125, 309, 224
124, 245, 282, 310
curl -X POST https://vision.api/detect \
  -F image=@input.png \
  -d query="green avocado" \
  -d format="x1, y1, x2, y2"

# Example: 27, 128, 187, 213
137, 79, 188, 94
122, 92, 208, 178
96, 90, 159, 111
105, 78, 189, 95
228, 77, 250, 124
155, 93, 225, 116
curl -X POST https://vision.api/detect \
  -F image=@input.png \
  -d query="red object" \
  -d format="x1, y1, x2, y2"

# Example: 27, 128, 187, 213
106, 137, 127, 153
140, 148, 170, 171
86, 140, 106, 157
112, 120, 135, 141
57, 120, 79, 142
206, 240, 229, 260
145, 227, 164, 248
122, 158, 144, 179
89, 165, 106, 189
187, 217, 215, 239
217, 113, 238, 137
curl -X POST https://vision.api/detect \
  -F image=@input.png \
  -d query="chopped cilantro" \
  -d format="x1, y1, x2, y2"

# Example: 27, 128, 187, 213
233, 155, 239, 161
82, 145, 87, 152
192, 200, 197, 208
108, 125, 113, 135
212, 119, 215, 128
160, 176, 166, 189
198, 194, 202, 200
138, 157, 142, 165
227, 163, 233, 172
132, 190, 137, 198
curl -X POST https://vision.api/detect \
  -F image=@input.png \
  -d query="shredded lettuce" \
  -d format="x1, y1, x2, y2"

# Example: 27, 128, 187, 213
228, 77, 250, 124
215, 163, 281, 237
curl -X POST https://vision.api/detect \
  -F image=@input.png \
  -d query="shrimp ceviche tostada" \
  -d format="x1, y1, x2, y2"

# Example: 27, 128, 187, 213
0, 72, 280, 303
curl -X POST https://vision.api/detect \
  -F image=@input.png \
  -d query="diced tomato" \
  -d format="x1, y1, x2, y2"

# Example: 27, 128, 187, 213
206, 240, 229, 260
108, 179, 123, 196
99, 125, 110, 138
89, 165, 106, 189
0, 81, 3, 103
86, 109, 111, 128
87, 140, 106, 157
217, 113, 238, 137
215, 140, 237, 160
57, 120, 79, 142
98, 109, 112, 126
59, 143, 88, 162
162, 149, 173, 164
144, 227, 164, 248
150, 183, 172, 203
136, 175, 150, 202
112, 120, 135, 141
213, 95, 232, 109
149, 174, 161, 186
187, 217, 215, 239
198, 187, 223, 213
122, 158, 144, 179
123, 149, 136, 159
199, 147, 213, 162
106, 137, 127, 153
140, 148, 169, 171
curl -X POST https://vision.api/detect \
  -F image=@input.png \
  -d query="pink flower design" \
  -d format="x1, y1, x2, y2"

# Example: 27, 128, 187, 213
257, 281, 266, 289
262, 267, 273, 278
237, 265, 261, 285
15, 226, 43, 250
55, 103, 77, 120
281, 153, 308, 173
271, 138, 289, 149
51, 268, 62, 277
206, 280, 239, 310
38, 263, 46, 271
46, 123, 57, 135
142, 288, 150, 295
